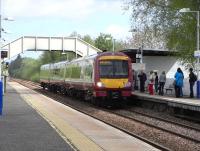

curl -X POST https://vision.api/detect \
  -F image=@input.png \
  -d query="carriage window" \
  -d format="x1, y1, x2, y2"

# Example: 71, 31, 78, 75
99, 60, 128, 78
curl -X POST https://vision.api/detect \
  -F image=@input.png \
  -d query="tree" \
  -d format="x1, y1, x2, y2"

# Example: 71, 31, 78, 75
114, 40, 126, 51
8, 55, 23, 77
82, 35, 95, 46
124, 0, 200, 65
94, 33, 113, 51
69, 31, 82, 38
128, 28, 166, 49
39, 51, 78, 65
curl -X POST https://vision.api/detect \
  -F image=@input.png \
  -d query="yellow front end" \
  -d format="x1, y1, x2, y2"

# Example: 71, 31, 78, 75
100, 79, 128, 89
94, 54, 132, 98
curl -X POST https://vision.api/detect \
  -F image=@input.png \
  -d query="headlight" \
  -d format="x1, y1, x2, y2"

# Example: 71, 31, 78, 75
96, 82, 105, 88
124, 81, 131, 88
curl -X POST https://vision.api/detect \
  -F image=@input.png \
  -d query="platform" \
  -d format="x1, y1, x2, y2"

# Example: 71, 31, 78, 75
0, 81, 160, 151
132, 91, 200, 112
0, 83, 74, 151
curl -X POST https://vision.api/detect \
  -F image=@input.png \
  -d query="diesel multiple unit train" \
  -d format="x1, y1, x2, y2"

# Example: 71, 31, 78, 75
40, 52, 133, 104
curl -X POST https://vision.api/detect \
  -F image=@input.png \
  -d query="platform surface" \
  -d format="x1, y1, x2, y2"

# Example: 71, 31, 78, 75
0, 83, 74, 151
132, 91, 200, 111
4, 82, 160, 151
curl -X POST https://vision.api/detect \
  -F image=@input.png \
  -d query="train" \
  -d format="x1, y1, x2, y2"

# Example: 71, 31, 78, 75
40, 51, 133, 105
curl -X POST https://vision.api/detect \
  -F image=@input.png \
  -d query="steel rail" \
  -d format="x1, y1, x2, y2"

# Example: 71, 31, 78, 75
107, 109, 200, 144
126, 108, 200, 132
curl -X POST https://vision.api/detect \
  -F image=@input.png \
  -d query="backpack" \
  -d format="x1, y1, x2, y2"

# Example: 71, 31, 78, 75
194, 74, 197, 82
192, 73, 197, 82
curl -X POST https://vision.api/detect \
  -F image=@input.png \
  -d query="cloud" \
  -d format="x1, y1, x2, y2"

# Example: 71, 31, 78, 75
3, 0, 123, 20
2, 0, 131, 40
105, 24, 131, 40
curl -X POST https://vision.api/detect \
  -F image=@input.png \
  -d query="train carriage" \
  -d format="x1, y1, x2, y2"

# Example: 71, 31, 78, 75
40, 52, 133, 105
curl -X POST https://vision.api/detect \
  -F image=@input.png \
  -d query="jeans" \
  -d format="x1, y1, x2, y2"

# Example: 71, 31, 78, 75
175, 85, 180, 98
159, 82, 165, 95
190, 82, 195, 97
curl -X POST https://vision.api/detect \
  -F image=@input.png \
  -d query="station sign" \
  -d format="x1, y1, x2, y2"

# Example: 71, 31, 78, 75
132, 63, 146, 71
194, 50, 200, 58
136, 54, 142, 59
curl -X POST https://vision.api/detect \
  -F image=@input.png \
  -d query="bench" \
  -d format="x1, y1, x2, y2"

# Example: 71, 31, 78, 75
165, 84, 174, 94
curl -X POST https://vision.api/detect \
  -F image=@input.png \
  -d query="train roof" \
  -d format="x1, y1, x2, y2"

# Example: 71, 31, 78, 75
69, 53, 97, 63
69, 52, 129, 63
40, 60, 68, 69
40, 64, 52, 69
53, 61, 68, 69
97, 51, 127, 57
40, 51, 130, 68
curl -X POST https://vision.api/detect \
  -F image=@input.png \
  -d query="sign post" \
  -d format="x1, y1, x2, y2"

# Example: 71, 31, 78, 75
194, 50, 200, 98
0, 80, 2, 115
0, 51, 2, 115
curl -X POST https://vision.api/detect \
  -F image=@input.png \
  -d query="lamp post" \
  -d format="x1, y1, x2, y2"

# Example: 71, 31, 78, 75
112, 38, 115, 52
105, 37, 115, 52
179, 8, 200, 97
140, 44, 143, 63
129, 29, 143, 63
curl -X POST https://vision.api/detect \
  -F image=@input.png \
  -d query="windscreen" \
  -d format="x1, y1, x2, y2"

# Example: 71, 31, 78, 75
99, 60, 128, 78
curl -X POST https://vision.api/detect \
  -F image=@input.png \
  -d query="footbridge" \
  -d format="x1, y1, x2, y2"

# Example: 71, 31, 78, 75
2, 36, 102, 59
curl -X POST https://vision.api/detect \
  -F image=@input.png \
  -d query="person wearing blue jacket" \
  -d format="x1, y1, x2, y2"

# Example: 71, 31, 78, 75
174, 68, 184, 98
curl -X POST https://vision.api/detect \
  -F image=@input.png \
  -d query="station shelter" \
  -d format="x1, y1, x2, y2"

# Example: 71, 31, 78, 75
120, 48, 193, 96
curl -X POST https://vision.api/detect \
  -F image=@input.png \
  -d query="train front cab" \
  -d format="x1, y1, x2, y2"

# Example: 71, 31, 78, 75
93, 52, 132, 102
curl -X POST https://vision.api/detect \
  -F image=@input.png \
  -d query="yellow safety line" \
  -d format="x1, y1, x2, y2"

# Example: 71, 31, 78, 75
11, 83, 103, 151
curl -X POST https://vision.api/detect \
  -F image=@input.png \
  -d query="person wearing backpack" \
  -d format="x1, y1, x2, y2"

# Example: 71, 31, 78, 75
189, 68, 197, 98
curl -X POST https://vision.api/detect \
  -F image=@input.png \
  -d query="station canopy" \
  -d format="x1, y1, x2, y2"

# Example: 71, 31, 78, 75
2, 36, 102, 59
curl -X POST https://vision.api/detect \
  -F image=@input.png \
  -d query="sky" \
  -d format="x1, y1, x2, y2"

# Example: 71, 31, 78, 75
1, 0, 132, 45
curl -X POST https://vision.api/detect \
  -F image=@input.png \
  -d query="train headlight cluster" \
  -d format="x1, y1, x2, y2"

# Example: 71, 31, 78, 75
96, 82, 105, 88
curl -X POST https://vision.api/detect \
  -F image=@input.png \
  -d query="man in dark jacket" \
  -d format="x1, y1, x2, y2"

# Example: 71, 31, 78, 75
189, 68, 197, 98
138, 70, 147, 92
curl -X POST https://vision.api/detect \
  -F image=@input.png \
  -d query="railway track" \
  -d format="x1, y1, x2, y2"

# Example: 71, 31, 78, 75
12, 79, 200, 151
126, 108, 200, 131
109, 109, 200, 144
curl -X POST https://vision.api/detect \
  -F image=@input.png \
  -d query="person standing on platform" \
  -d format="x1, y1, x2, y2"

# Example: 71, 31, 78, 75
154, 72, 159, 93
134, 71, 139, 90
138, 70, 147, 92
158, 71, 166, 95
179, 69, 184, 97
148, 71, 154, 95
132, 70, 135, 91
189, 68, 197, 98
174, 68, 184, 98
